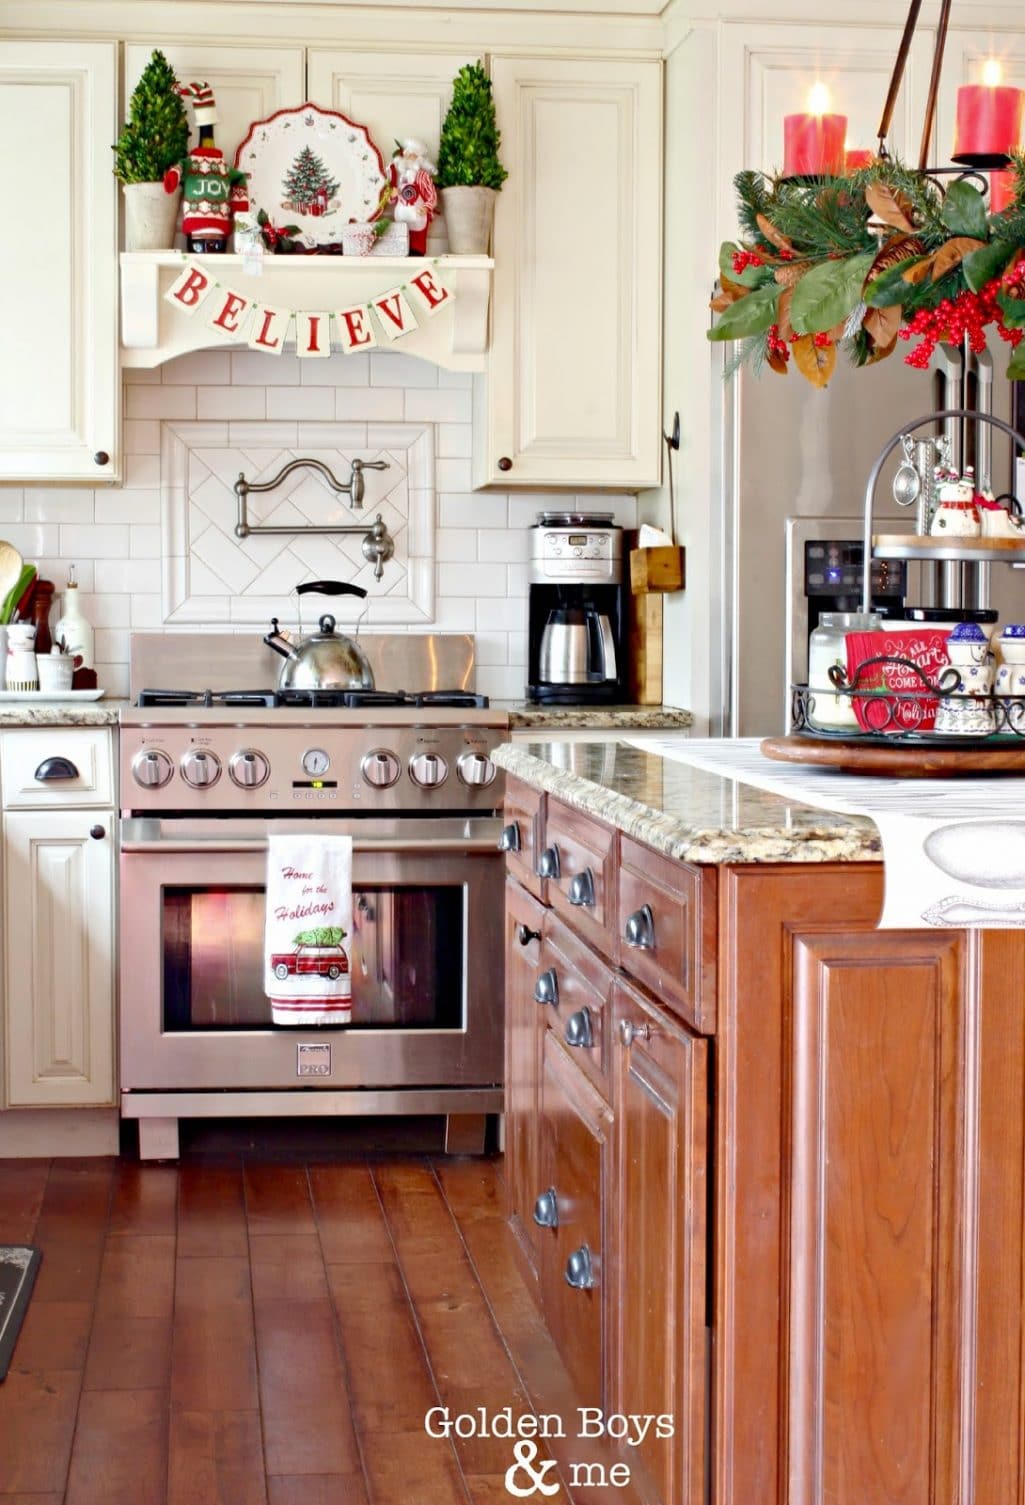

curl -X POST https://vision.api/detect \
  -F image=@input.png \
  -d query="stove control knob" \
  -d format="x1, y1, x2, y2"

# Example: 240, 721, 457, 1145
457, 751, 497, 788
181, 748, 222, 788
408, 751, 448, 788
229, 749, 270, 789
361, 749, 401, 789
132, 748, 174, 789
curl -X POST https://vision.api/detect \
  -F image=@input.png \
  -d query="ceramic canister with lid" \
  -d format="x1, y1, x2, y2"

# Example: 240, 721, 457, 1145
6, 622, 37, 691
807, 610, 882, 729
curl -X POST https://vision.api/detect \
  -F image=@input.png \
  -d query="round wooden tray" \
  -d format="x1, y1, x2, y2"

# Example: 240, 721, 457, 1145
761, 734, 1025, 777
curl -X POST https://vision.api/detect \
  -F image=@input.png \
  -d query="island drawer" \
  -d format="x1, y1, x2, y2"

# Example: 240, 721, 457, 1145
501, 779, 546, 899
541, 798, 617, 960
536, 910, 615, 1097
617, 837, 716, 1034
1, 727, 114, 809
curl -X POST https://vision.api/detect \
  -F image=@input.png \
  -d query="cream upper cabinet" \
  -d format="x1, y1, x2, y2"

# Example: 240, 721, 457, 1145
307, 49, 473, 170
3, 806, 115, 1108
0, 41, 118, 482
478, 55, 663, 490
124, 44, 305, 169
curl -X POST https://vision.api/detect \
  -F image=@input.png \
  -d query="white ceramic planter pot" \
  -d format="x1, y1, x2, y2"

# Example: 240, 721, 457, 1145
440, 186, 497, 255
123, 182, 180, 251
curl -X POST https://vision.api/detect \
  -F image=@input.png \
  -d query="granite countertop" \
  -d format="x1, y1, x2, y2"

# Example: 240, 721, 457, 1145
498, 702, 693, 730
492, 738, 880, 865
0, 698, 127, 727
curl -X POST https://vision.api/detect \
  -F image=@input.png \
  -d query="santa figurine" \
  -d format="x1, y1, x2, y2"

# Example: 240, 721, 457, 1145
164, 82, 249, 253
389, 139, 438, 256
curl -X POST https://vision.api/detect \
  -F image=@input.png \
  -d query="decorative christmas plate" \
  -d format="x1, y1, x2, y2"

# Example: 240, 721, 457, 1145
234, 104, 388, 250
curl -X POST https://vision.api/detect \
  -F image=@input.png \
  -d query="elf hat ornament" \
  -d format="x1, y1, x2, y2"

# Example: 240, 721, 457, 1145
177, 81, 217, 129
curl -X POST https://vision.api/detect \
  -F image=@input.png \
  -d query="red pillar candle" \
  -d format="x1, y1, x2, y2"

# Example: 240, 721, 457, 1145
783, 111, 847, 176
844, 148, 875, 171
953, 68, 1024, 164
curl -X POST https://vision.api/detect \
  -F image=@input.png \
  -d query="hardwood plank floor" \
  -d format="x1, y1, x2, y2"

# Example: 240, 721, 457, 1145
0, 1149, 633, 1505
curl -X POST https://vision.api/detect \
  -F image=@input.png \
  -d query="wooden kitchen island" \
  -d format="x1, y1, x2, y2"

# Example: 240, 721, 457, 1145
493, 737, 1025, 1505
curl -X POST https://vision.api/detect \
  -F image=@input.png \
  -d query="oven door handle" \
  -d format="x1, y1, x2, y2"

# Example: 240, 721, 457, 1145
119, 836, 501, 854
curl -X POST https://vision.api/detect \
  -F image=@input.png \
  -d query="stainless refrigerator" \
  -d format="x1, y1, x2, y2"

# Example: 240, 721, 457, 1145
723, 342, 1025, 736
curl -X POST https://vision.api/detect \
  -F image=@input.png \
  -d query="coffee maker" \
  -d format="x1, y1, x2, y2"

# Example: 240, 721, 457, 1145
526, 513, 627, 704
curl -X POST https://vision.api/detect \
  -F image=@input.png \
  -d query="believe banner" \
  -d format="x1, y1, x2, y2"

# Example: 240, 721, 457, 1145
164, 259, 453, 357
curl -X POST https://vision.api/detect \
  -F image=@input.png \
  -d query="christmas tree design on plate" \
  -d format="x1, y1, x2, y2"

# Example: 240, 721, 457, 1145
281, 146, 340, 217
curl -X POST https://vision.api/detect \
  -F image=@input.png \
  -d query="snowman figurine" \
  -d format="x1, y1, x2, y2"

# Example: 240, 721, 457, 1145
163, 82, 249, 253
936, 620, 995, 735
389, 139, 438, 257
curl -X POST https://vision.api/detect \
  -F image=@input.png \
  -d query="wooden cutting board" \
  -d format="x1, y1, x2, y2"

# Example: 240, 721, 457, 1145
627, 592, 663, 705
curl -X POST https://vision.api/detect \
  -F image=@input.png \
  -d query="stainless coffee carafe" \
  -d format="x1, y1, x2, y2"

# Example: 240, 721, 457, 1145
538, 604, 618, 685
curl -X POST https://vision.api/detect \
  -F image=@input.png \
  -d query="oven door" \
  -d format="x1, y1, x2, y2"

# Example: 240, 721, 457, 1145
119, 816, 503, 1091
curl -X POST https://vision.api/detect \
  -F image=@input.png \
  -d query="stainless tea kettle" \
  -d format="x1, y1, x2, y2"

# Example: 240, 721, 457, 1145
263, 581, 374, 691
538, 603, 617, 685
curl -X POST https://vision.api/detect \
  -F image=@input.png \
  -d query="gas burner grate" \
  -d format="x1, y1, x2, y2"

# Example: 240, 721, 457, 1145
136, 687, 490, 710
137, 688, 280, 708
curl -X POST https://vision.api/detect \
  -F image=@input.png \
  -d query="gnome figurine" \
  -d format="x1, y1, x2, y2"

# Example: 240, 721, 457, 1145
164, 82, 249, 253
389, 139, 438, 257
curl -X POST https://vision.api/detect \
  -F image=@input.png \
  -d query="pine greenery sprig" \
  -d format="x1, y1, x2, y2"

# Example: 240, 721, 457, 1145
768, 182, 874, 257
436, 62, 508, 191
113, 50, 189, 184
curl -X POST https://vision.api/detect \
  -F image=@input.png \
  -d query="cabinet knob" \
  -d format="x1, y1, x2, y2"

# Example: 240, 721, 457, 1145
497, 456, 513, 473
537, 846, 560, 880
624, 903, 655, 950
498, 822, 521, 853
89, 824, 106, 840
93, 451, 110, 466
516, 923, 540, 947
564, 1006, 594, 1049
34, 756, 80, 782
619, 1018, 651, 1048
533, 1188, 559, 1228
533, 968, 558, 1007
567, 869, 596, 908
565, 1245, 595, 1290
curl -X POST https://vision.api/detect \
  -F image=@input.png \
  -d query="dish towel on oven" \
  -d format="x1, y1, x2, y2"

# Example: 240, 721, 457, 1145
264, 834, 353, 1025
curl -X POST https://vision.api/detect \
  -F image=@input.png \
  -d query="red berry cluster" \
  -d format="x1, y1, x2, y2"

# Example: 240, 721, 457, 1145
731, 249, 764, 275
1004, 257, 1025, 300
812, 332, 833, 348
766, 323, 790, 362
897, 279, 1023, 369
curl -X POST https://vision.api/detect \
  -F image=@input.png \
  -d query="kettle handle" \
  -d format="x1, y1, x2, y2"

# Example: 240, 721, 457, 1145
296, 580, 368, 600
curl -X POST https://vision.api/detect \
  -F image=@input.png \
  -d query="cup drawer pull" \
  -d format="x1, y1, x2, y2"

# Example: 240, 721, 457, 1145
565, 1245, 595, 1290
624, 903, 655, 950
533, 1188, 559, 1228
498, 823, 521, 853
564, 1007, 594, 1049
34, 756, 80, 782
567, 869, 596, 908
533, 969, 558, 1007
537, 846, 560, 880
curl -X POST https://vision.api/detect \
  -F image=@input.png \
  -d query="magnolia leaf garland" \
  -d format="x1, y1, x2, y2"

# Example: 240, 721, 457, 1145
710, 157, 1025, 384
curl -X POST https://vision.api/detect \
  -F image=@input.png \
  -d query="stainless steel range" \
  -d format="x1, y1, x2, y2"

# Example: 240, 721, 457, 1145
119, 632, 507, 1160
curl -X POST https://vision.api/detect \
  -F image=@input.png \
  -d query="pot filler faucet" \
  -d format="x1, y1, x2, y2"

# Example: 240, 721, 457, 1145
233, 456, 395, 578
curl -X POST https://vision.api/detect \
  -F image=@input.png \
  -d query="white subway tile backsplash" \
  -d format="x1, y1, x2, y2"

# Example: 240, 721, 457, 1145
0, 491, 24, 522
18, 349, 637, 699
198, 386, 267, 421
24, 490, 94, 523
60, 525, 130, 559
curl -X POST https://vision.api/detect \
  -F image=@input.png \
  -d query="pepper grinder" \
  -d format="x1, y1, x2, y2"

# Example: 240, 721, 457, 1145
30, 580, 54, 656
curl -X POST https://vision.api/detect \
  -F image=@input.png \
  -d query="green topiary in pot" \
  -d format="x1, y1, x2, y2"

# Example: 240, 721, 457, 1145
113, 50, 190, 249
436, 62, 507, 254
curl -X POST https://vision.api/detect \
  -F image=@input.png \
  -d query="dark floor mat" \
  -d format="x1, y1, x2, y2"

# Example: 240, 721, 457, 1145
0, 1247, 41, 1381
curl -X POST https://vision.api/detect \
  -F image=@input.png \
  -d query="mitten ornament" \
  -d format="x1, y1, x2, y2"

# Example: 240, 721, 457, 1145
389, 139, 438, 257
164, 82, 249, 253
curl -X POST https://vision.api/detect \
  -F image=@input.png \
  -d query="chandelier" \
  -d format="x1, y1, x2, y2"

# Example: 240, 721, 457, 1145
709, 0, 1025, 385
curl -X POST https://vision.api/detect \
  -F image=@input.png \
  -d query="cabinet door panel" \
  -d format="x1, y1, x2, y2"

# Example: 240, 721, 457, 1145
4, 810, 115, 1107
485, 56, 661, 488
0, 42, 117, 481
505, 878, 546, 1276
125, 45, 304, 169
613, 980, 707, 1505
540, 1032, 611, 1413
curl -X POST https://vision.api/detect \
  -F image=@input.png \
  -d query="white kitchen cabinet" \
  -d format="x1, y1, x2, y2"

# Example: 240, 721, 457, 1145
0, 41, 119, 482
124, 44, 305, 173
477, 55, 663, 490
3, 808, 115, 1108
